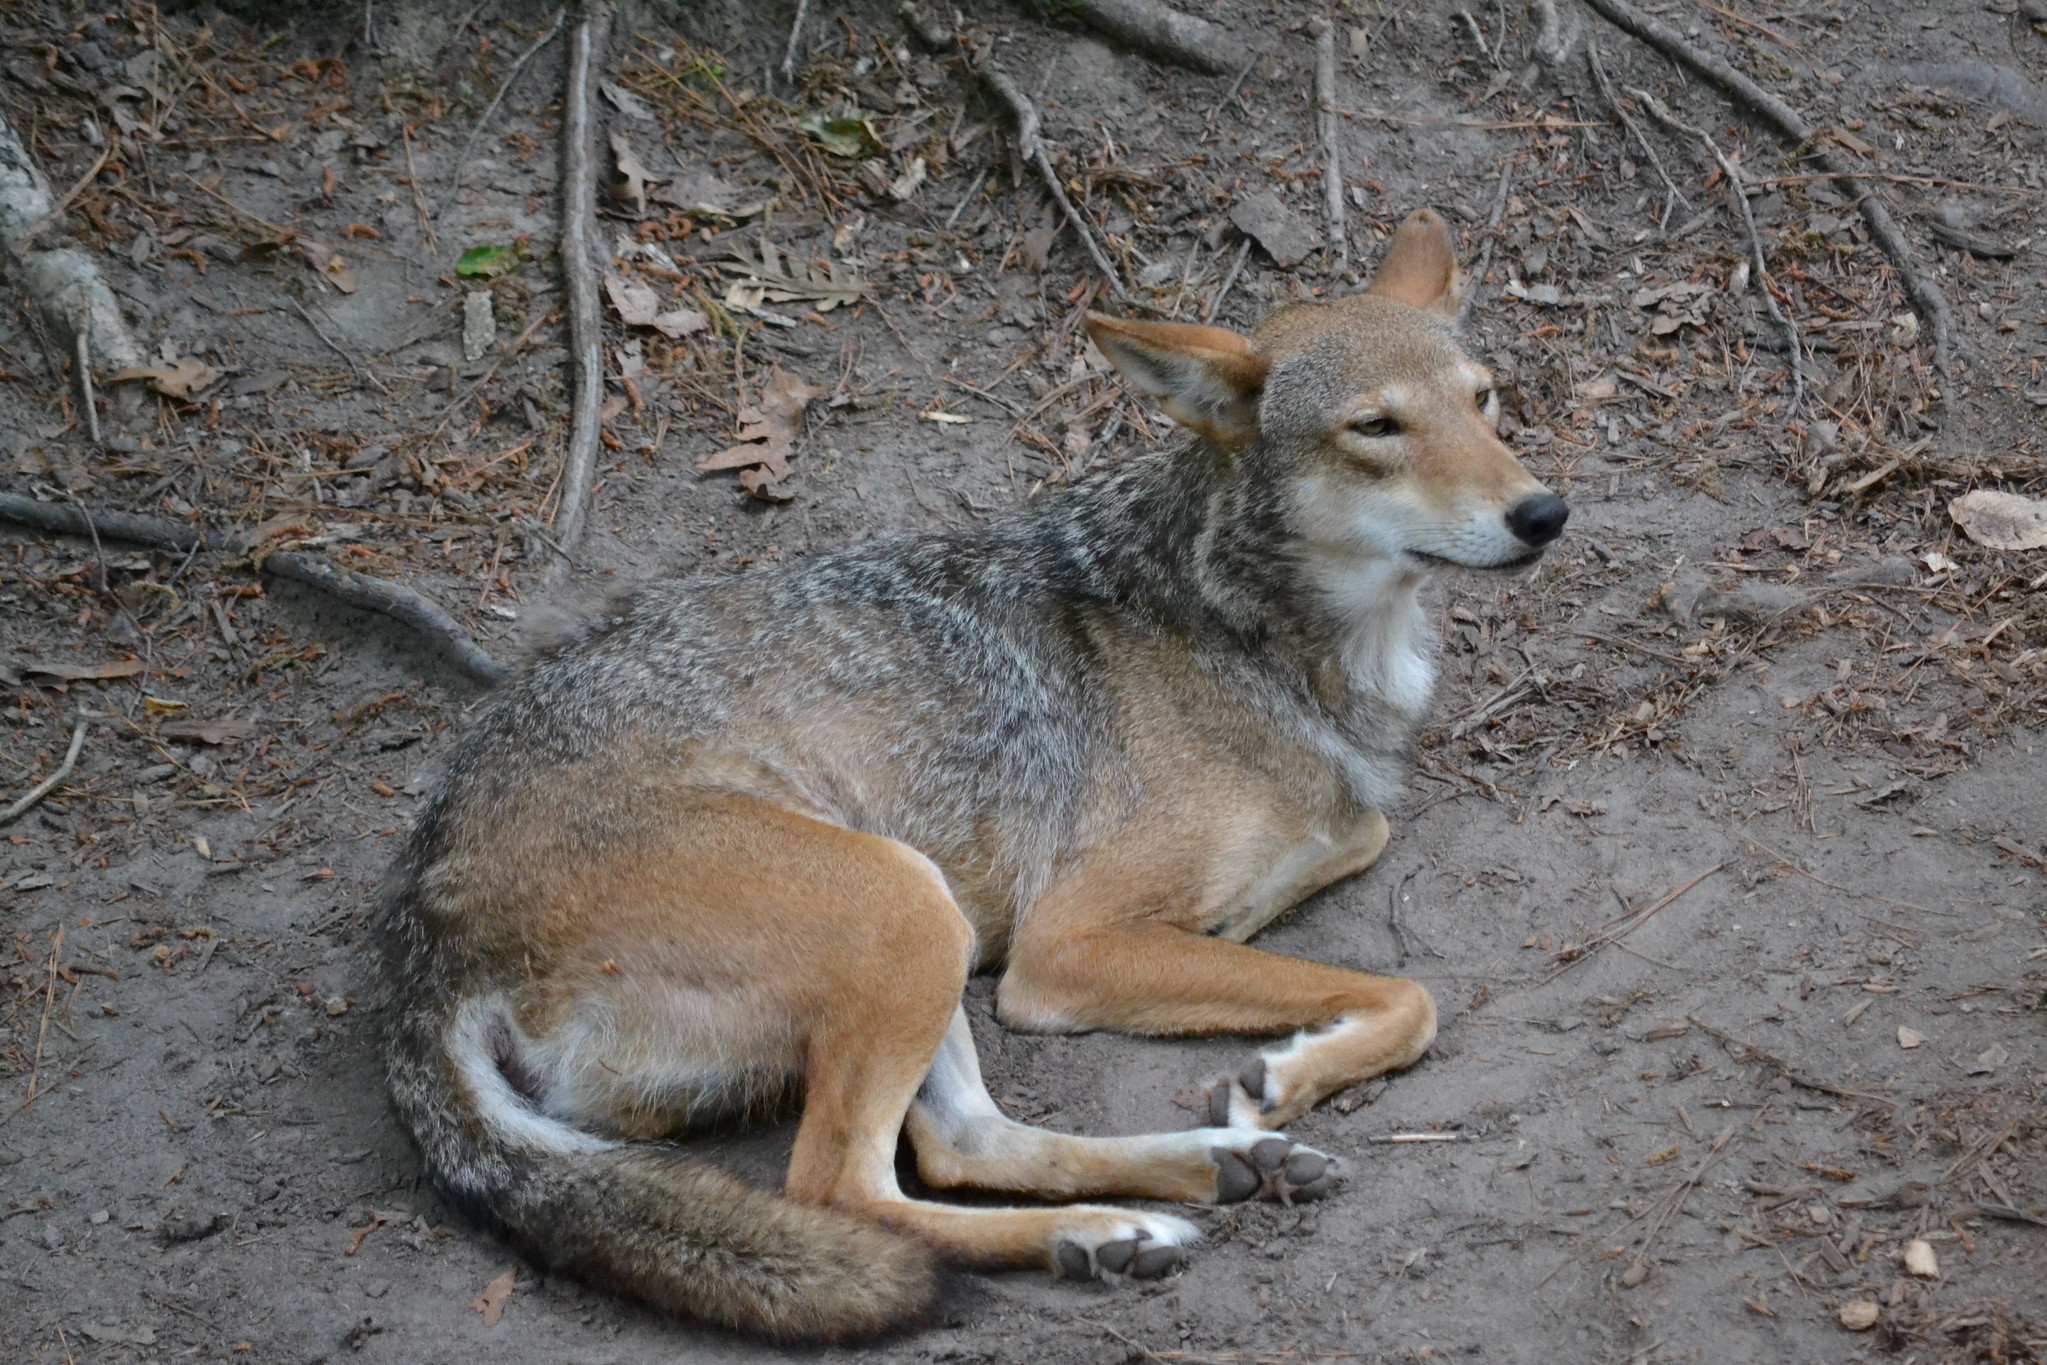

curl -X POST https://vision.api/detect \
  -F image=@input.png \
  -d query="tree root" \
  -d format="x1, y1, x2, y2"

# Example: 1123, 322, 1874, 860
0, 496, 506, 687
1024, 0, 1248, 75
549, 0, 612, 570
1581, 0, 1956, 377
0, 111, 143, 434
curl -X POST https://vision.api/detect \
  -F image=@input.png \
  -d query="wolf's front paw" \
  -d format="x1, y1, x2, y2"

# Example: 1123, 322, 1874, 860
1206, 1057, 1276, 1129
1051, 1209, 1198, 1284
1209, 1135, 1339, 1205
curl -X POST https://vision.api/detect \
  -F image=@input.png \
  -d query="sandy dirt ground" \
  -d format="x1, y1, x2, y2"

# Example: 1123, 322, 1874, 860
2, 1, 2044, 1362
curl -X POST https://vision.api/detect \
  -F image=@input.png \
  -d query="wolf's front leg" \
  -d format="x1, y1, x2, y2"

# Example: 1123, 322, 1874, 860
998, 923, 1435, 1130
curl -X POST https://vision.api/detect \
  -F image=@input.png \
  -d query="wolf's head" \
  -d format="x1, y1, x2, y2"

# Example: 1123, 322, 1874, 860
1086, 209, 1567, 577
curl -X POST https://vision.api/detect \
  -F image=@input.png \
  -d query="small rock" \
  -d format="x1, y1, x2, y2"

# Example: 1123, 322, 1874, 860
1903, 1238, 1940, 1278
1897, 1026, 1926, 1049
1229, 191, 1321, 268
1838, 1300, 1880, 1331
462, 291, 497, 364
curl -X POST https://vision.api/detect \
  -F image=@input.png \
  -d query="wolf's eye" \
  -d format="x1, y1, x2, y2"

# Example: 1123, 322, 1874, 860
1350, 415, 1399, 438
1476, 387, 1498, 411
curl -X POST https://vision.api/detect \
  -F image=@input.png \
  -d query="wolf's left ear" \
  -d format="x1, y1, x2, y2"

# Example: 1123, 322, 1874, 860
1364, 208, 1462, 319
1084, 314, 1270, 451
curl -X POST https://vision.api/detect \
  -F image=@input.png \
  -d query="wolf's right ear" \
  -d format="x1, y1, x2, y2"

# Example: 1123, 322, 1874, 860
1085, 314, 1270, 451
1364, 208, 1462, 318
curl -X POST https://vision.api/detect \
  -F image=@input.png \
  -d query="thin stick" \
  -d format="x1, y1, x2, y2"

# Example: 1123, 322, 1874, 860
1205, 55, 1258, 126
975, 59, 1129, 300
551, 1, 611, 564
25, 925, 64, 1104
1632, 87, 1801, 411
443, 8, 566, 218
1586, 40, 1688, 227
287, 297, 382, 394
1548, 864, 1722, 980
17, 142, 114, 249
1461, 157, 1515, 326
73, 329, 100, 445
2, 720, 86, 827
1203, 237, 1251, 321
1580, 0, 1955, 375
1361, 1132, 1468, 1144
1688, 1017, 1899, 1106
1621, 1126, 1735, 1287
780, 0, 812, 85
1310, 20, 1346, 268
1735, 830, 1948, 917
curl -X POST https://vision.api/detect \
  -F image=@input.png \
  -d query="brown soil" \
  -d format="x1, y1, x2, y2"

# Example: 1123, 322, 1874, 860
2, 1, 2043, 1362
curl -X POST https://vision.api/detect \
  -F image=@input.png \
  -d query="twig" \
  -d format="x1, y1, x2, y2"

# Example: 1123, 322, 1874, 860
1310, 20, 1345, 268
1202, 237, 1250, 322
16, 141, 114, 249
1734, 830, 1949, 917
1630, 87, 1801, 411
73, 328, 99, 445
1687, 1017, 1899, 1106
401, 123, 438, 254
1, 721, 86, 827
1621, 1126, 1735, 1287
287, 297, 379, 393
1548, 864, 1722, 980
1579, 0, 1955, 375
975, 57, 1129, 300
1574, 629, 1690, 665
264, 552, 506, 686
780, 0, 812, 85
1461, 157, 1515, 326
1586, 40, 1688, 229
1205, 55, 1259, 126
24, 925, 64, 1106
443, 8, 566, 219
551, 1, 611, 565
1361, 1132, 1469, 1144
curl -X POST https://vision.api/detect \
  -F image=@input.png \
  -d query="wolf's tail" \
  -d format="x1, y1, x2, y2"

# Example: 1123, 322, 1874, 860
383, 990, 937, 1341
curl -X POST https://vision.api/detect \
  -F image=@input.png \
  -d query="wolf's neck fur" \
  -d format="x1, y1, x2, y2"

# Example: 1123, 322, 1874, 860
1005, 444, 1434, 723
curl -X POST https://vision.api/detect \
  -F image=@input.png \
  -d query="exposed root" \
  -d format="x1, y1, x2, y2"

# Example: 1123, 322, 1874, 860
1025, 0, 1248, 75
0, 110, 143, 431
1581, 0, 1956, 377
550, 1, 612, 569
0, 497, 506, 687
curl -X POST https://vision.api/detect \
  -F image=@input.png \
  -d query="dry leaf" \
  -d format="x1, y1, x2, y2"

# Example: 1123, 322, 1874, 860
23, 658, 145, 682
607, 130, 661, 216
1949, 489, 2047, 551
723, 237, 867, 313
1838, 1300, 1880, 1331
603, 274, 707, 339
471, 1267, 517, 1327
598, 79, 655, 121
114, 357, 221, 399
698, 368, 822, 501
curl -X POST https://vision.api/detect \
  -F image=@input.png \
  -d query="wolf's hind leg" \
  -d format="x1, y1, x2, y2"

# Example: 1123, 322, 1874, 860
749, 808, 1195, 1283
903, 1006, 1337, 1206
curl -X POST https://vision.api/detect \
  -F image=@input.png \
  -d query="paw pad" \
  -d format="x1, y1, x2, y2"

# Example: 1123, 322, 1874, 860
1210, 1136, 1338, 1205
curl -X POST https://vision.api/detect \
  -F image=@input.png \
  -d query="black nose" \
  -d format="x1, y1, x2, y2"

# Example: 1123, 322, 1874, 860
1505, 492, 1569, 548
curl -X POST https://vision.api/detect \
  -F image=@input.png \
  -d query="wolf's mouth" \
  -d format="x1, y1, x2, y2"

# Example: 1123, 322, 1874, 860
1405, 547, 1545, 572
